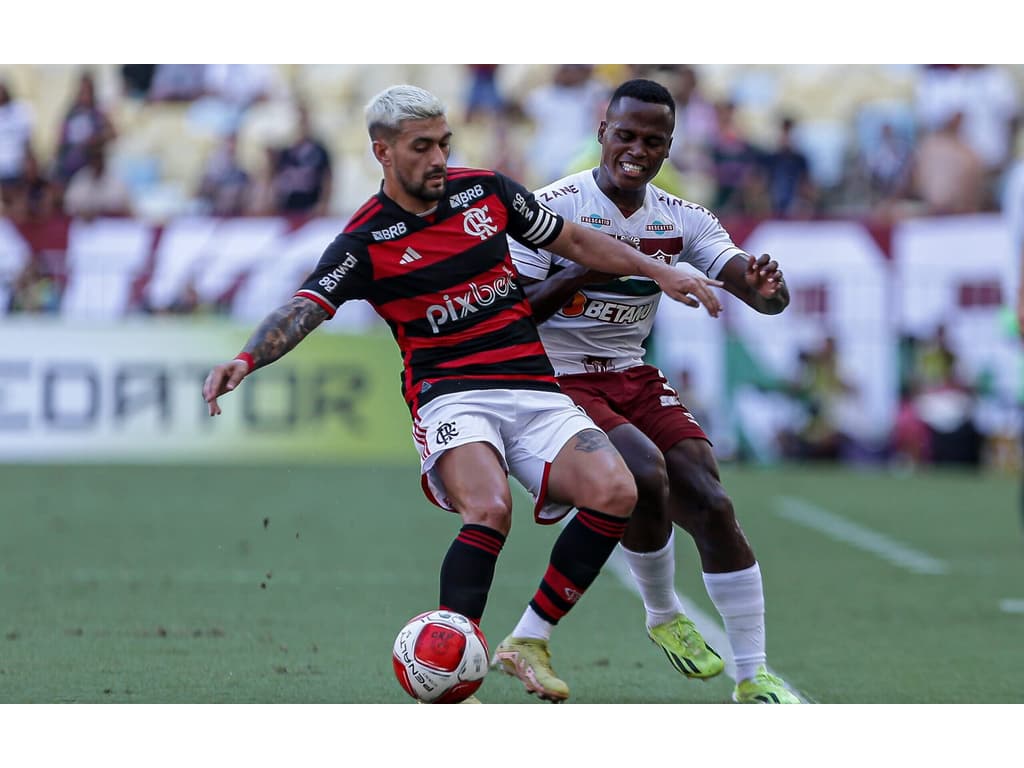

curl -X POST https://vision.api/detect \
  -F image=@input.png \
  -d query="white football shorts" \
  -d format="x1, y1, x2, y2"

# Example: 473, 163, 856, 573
411, 388, 602, 523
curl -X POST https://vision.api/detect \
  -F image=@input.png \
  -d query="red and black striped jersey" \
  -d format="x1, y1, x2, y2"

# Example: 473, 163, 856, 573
296, 168, 565, 410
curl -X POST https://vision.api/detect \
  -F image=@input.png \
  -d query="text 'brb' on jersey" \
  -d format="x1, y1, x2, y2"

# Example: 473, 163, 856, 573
296, 168, 565, 410
509, 169, 744, 376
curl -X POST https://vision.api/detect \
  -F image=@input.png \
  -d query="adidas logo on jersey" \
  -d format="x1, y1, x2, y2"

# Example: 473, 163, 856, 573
399, 247, 423, 265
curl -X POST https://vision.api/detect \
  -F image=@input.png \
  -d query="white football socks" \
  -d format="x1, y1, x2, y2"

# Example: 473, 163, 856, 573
622, 530, 685, 629
702, 562, 766, 683
510, 605, 553, 641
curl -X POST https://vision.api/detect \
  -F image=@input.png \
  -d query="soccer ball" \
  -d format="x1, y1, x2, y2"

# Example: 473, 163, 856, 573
391, 609, 489, 703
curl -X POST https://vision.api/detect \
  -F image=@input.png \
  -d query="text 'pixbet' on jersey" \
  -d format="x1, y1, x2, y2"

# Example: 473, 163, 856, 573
425, 267, 518, 333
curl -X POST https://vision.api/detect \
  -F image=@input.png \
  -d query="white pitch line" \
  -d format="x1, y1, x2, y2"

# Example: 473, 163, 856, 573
999, 599, 1024, 614
774, 496, 949, 575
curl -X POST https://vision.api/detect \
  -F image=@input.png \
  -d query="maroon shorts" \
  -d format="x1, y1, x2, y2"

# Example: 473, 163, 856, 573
556, 365, 709, 453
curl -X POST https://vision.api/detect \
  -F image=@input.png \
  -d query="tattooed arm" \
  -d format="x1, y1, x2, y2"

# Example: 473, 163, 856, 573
202, 296, 329, 416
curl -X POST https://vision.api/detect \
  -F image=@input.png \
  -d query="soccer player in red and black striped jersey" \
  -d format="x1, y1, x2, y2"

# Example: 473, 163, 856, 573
202, 84, 722, 703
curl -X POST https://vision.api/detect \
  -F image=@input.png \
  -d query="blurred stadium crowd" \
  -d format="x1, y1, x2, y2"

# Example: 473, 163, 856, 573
1, 64, 1022, 227
1, 63, 1022, 472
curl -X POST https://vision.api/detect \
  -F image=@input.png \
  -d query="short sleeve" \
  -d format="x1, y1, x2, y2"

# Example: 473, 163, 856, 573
294, 234, 372, 317
681, 203, 746, 279
494, 172, 564, 250
508, 235, 553, 282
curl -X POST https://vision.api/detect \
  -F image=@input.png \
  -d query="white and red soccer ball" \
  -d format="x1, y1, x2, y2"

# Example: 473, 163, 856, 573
392, 610, 489, 703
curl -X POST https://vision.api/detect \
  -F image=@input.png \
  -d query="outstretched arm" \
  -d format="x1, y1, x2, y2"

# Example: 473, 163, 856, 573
718, 253, 790, 315
545, 221, 724, 317
202, 296, 329, 416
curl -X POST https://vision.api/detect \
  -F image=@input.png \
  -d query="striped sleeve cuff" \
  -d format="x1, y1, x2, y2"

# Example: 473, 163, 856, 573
295, 289, 337, 317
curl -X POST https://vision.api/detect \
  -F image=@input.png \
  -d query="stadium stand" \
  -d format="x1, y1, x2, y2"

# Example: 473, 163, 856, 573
2, 64, 1021, 225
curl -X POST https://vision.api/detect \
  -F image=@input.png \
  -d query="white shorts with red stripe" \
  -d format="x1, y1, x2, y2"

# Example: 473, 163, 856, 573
412, 388, 601, 524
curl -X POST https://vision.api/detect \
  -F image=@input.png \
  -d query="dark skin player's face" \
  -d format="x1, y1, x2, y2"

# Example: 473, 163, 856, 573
374, 116, 452, 213
596, 96, 674, 213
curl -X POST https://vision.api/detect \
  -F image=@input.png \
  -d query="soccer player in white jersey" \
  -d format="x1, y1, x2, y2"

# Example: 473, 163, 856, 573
496, 79, 800, 703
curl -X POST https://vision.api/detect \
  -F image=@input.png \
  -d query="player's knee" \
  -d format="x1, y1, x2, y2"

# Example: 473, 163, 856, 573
631, 451, 668, 508
458, 493, 513, 534
585, 466, 637, 518
683, 486, 736, 539
704, 486, 735, 524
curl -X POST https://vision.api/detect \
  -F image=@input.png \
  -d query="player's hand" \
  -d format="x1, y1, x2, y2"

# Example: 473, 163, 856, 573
203, 360, 249, 416
745, 253, 784, 298
656, 269, 724, 317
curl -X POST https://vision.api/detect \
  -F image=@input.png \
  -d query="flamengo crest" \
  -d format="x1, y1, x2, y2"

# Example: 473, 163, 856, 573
462, 206, 497, 240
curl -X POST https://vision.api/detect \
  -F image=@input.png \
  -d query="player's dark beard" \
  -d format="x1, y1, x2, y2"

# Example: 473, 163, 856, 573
399, 168, 446, 203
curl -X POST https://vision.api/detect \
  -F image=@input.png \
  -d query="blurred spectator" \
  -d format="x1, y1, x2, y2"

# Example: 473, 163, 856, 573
709, 100, 764, 215
52, 70, 116, 191
196, 133, 252, 216
148, 64, 207, 102
7, 257, 60, 313
859, 121, 915, 210
63, 143, 132, 219
1004, 136, 1024, 524
520, 64, 609, 186
2, 148, 55, 223
163, 278, 214, 316
912, 323, 958, 389
893, 326, 982, 466
658, 64, 717, 177
761, 115, 816, 217
489, 118, 528, 183
0, 80, 34, 212
911, 110, 986, 214
203, 64, 281, 111
269, 104, 333, 217
892, 384, 933, 466
195, 65, 286, 136
778, 336, 857, 461
916, 65, 1020, 175
1005, 132, 1024, 317
120, 65, 156, 100
463, 65, 506, 124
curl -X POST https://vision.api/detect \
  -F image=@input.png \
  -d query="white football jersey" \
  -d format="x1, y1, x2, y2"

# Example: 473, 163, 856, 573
510, 169, 745, 375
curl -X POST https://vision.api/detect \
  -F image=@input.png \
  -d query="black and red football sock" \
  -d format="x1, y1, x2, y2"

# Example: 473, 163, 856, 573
438, 523, 505, 625
529, 507, 628, 624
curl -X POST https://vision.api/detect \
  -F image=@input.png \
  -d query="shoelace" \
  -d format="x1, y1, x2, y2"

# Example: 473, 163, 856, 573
669, 619, 703, 653
751, 669, 785, 688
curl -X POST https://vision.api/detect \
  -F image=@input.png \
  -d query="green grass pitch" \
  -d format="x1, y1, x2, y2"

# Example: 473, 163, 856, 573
0, 462, 1019, 703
